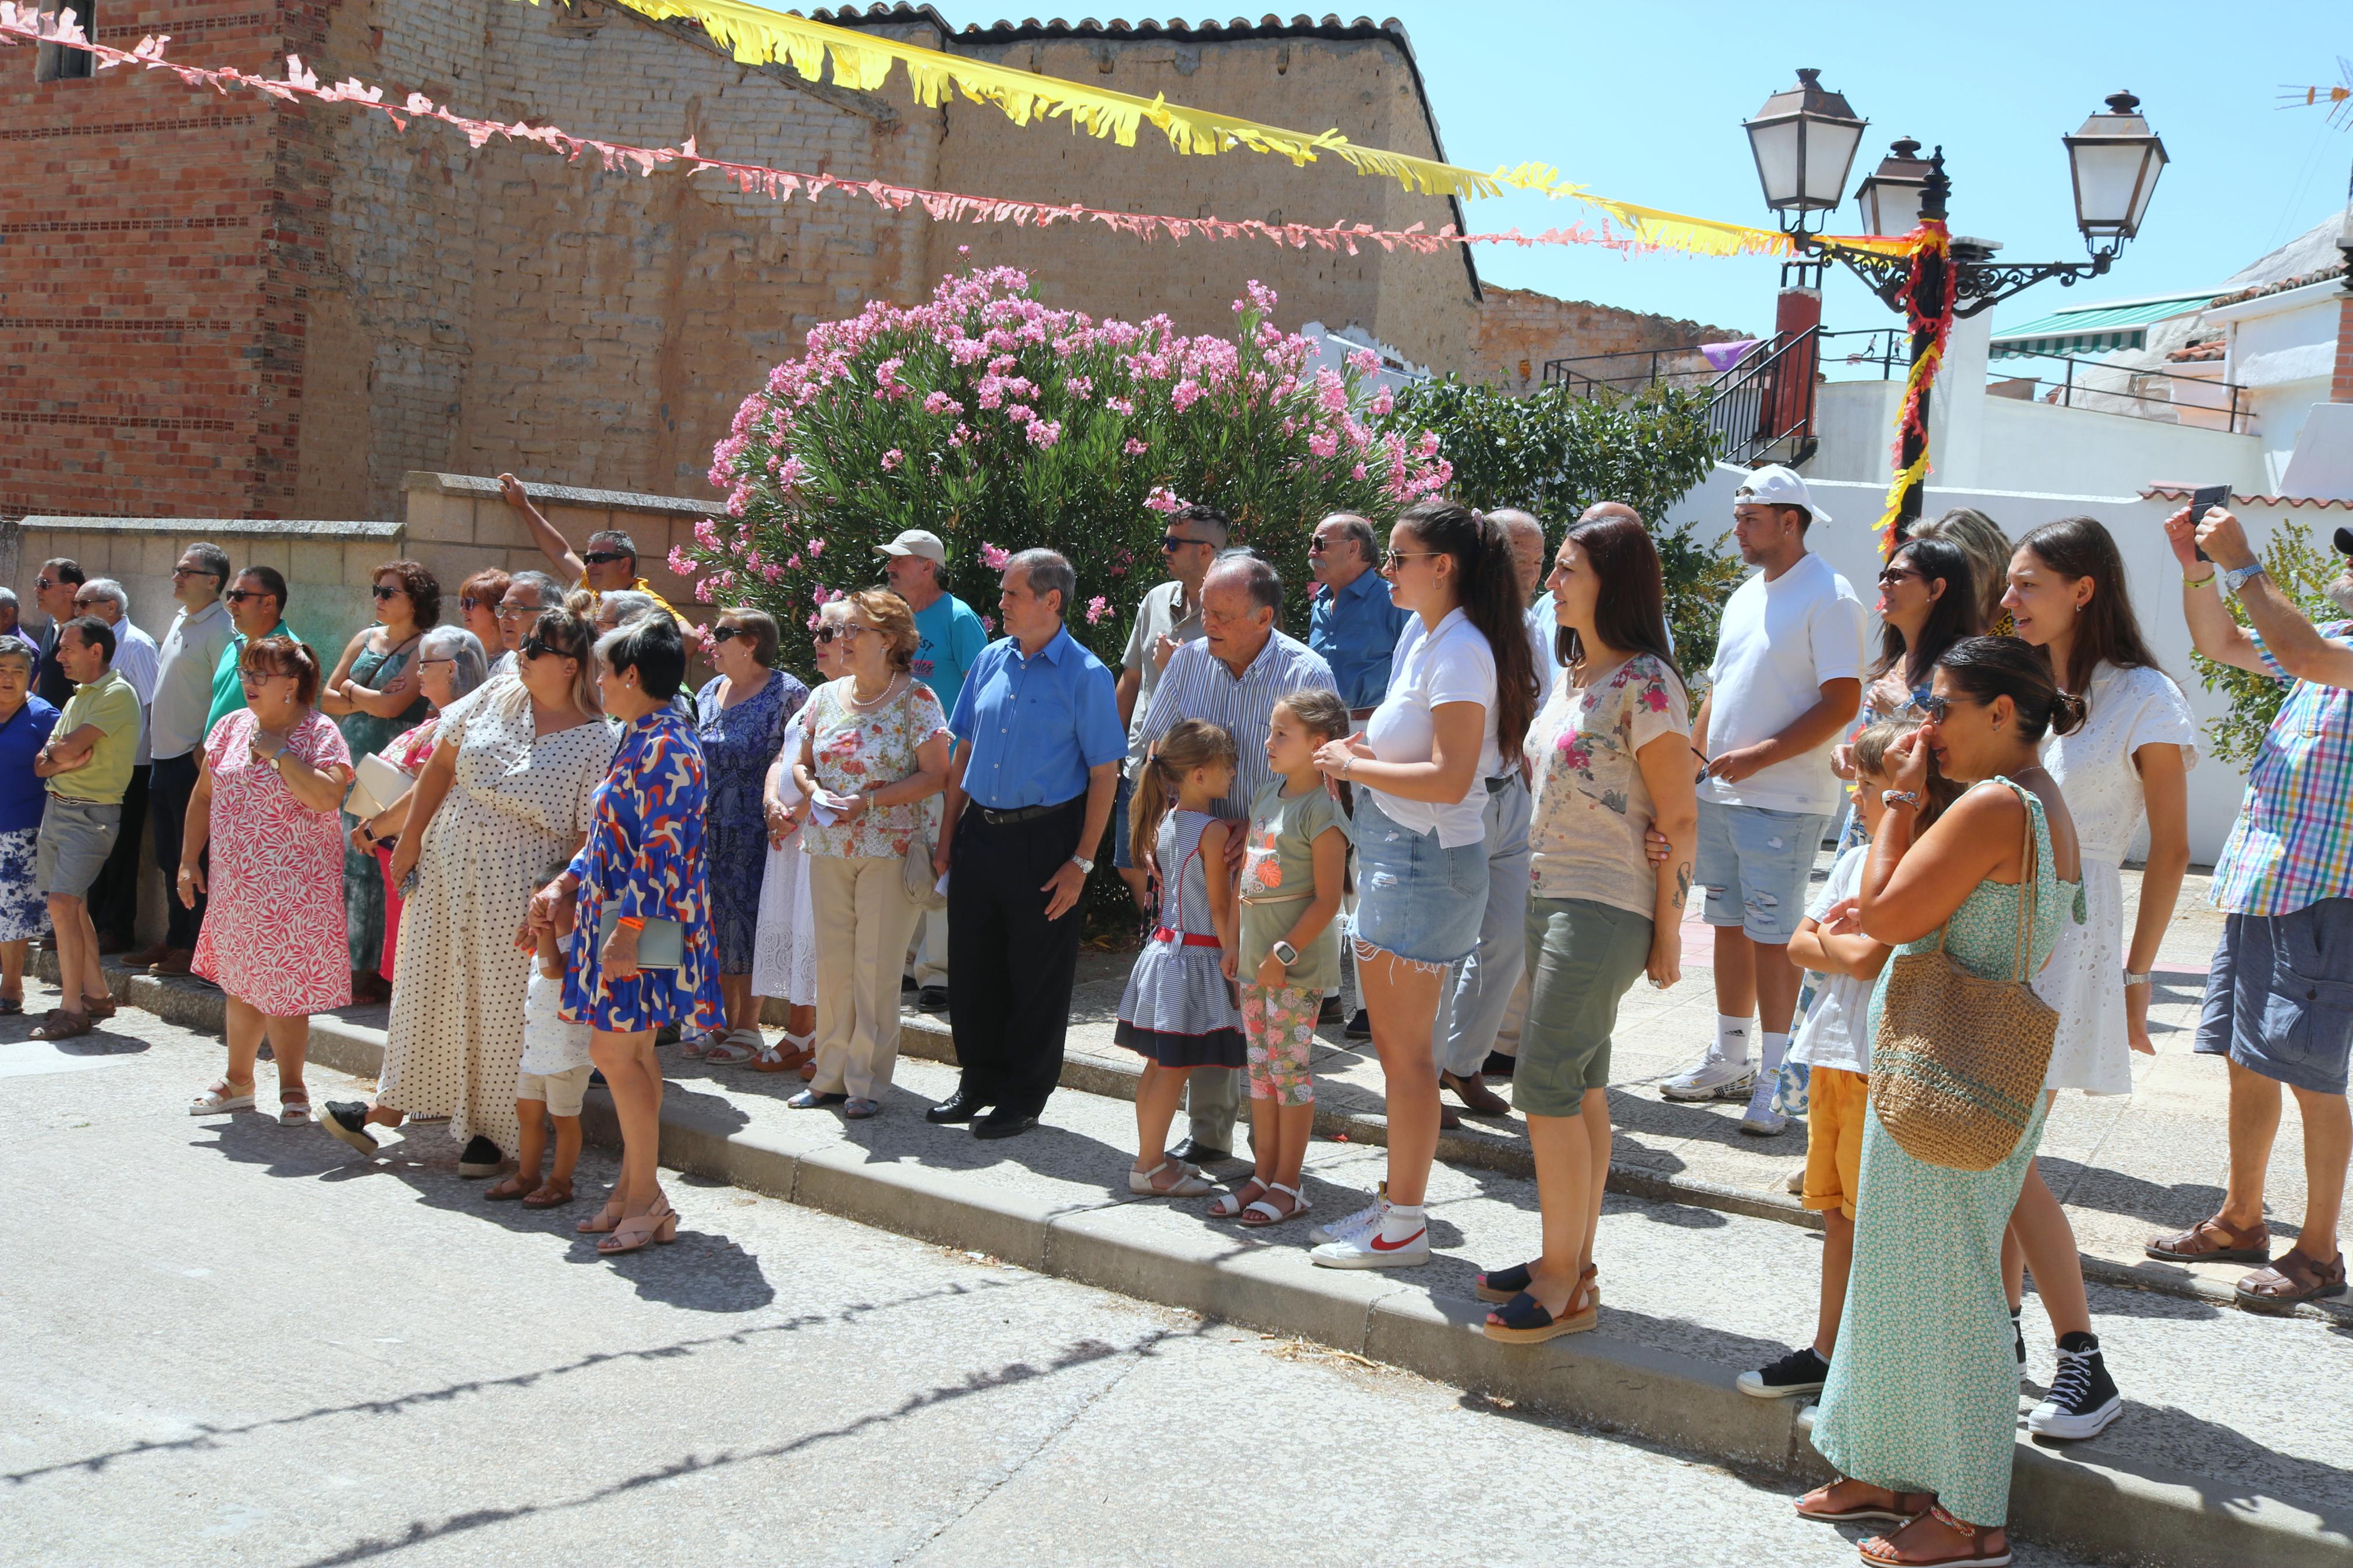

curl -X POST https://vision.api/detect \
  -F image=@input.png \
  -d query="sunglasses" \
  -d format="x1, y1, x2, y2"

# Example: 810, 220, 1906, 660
1876, 566, 1921, 589
1382, 549, 1439, 568
1161, 535, 1213, 552
581, 550, 630, 566
222, 589, 272, 604
459, 595, 485, 612
1910, 693, 1973, 724
33, 578, 55, 591
813, 626, 841, 645
371, 585, 402, 602
1307, 538, 1336, 553
519, 635, 562, 660
708, 625, 743, 644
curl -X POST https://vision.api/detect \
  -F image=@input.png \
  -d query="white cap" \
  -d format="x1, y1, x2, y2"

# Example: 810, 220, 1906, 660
1734, 464, 1827, 525
873, 529, 946, 566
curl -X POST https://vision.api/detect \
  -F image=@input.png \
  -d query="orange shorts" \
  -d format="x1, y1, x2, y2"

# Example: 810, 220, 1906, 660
1802, 1065, 1869, 1221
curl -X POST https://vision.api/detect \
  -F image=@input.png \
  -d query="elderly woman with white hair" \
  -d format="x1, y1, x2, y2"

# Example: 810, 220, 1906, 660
0, 638, 59, 1012
348, 624, 491, 982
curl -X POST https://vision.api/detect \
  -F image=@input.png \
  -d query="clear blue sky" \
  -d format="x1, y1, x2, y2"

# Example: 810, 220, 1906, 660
1363, 1, 2351, 339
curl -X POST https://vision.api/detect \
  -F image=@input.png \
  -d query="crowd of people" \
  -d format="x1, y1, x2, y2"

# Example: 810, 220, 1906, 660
26, 461, 2351, 1566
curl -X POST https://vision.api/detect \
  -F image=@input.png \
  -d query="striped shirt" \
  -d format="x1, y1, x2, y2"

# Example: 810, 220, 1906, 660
2210, 620, 2353, 916
1133, 629, 1335, 821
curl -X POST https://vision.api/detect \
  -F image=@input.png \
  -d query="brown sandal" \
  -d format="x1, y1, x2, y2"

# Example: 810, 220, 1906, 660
1859, 1505, 2010, 1567
83, 995, 117, 1021
483, 1174, 536, 1201
2145, 1215, 2271, 1266
1795, 1479, 1933, 1524
2235, 1248, 2348, 1313
30, 1011, 91, 1040
522, 1178, 575, 1209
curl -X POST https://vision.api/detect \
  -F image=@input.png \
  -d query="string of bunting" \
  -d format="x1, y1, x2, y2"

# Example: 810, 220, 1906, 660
521, 0, 1923, 262
0, 13, 1885, 261
1872, 221, 1957, 558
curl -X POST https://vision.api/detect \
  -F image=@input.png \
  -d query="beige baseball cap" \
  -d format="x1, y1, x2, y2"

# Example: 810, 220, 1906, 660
873, 529, 947, 565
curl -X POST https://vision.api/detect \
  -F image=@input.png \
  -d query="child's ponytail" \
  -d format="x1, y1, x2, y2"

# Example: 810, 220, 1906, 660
1131, 718, 1237, 870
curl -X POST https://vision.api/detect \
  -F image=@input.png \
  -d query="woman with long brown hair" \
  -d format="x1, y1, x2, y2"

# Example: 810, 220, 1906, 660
1476, 509, 1696, 1339
1308, 499, 1538, 1268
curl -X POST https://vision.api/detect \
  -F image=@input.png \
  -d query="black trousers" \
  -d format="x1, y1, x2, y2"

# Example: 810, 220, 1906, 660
148, 751, 204, 951
88, 762, 148, 948
946, 797, 1085, 1116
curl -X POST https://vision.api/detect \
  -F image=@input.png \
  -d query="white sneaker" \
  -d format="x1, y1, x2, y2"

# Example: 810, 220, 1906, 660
1310, 1218, 1430, 1270
1737, 1078, 1788, 1136
1661, 1052, 1754, 1102
1307, 1194, 1385, 1247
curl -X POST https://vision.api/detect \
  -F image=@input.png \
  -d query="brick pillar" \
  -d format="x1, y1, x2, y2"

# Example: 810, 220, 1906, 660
2334, 288, 2353, 404
1766, 287, 1822, 445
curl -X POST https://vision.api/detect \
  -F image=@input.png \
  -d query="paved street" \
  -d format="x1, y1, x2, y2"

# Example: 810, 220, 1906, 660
0, 1012, 2131, 1568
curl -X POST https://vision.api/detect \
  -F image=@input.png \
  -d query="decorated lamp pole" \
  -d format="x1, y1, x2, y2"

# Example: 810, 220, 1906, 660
1742, 79, 2170, 553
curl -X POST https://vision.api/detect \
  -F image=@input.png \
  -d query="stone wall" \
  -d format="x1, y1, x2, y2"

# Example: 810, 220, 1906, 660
1462, 285, 1743, 395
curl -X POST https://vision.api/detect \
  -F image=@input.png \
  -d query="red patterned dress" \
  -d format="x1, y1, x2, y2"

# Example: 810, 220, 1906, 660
192, 707, 353, 1016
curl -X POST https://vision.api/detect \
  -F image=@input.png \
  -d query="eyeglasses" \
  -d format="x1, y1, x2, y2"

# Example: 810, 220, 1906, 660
1382, 549, 1440, 568
72, 598, 98, 611
418, 657, 454, 670
581, 550, 630, 566
496, 600, 542, 620
709, 625, 742, 644
836, 622, 872, 641
1910, 694, 1970, 723
222, 589, 271, 604
1161, 535, 1212, 552
238, 671, 292, 691
171, 566, 215, 581
1876, 567, 1921, 589
371, 585, 402, 602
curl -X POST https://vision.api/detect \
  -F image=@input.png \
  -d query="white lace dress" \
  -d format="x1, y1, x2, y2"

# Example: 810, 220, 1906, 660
2032, 663, 2196, 1094
749, 744, 817, 1007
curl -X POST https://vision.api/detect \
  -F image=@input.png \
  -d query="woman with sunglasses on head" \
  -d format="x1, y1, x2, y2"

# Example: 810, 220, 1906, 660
183, 637, 354, 1126
348, 625, 492, 984
321, 607, 606, 1180
1308, 499, 1539, 1268
1996, 515, 2194, 1440
685, 608, 808, 1064
321, 559, 438, 1005
1800, 637, 2084, 1568
529, 613, 723, 1252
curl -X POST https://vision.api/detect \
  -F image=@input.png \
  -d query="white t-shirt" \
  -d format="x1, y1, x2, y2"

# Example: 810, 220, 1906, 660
519, 969, 593, 1076
1365, 607, 1499, 848
1699, 552, 1867, 815
1791, 845, 1873, 1075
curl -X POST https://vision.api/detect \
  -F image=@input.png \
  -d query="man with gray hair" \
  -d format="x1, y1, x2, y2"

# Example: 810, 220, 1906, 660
1308, 511, 1410, 719
71, 578, 159, 955
498, 472, 680, 619
489, 570, 566, 680
928, 548, 1126, 1140
140, 541, 236, 972
1130, 549, 1335, 1162
0, 587, 31, 655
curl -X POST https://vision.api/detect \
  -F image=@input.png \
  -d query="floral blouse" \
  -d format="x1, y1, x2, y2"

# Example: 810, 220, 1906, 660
800, 675, 949, 860
1525, 652, 1690, 919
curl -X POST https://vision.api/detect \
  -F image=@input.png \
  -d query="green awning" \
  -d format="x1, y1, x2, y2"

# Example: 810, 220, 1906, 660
1990, 293, 2213, 359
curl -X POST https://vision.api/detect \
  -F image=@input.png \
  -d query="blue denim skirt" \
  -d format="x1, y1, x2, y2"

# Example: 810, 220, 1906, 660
1349, 792, 1489, 969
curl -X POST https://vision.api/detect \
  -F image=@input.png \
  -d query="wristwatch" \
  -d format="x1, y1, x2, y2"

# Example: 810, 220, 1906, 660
2122, 969, 2152, 989
1071, 855, 1095, 876
1271, 940, 1300, 966
2221, 563, 2267, 598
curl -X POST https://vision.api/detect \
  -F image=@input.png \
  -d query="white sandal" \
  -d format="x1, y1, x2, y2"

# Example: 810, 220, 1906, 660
278, 1089, 313, 1128
1128, 1159, 1213, 1197
677, 1029, 725, 1059
190, 1080, 255, 1115
1238, 1181, 1312, 1229
704, 1027, 762, 1066
1206, 1177, 1269, 1218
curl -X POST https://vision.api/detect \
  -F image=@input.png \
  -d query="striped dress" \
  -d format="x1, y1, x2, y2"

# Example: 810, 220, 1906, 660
1113, 808, 1245, 1068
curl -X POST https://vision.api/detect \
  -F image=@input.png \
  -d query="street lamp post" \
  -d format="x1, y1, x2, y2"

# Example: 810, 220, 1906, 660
1741, 78, 2169, 539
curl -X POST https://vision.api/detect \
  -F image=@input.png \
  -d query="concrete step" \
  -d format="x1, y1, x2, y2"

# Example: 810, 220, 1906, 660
58, 963, 2353, 1568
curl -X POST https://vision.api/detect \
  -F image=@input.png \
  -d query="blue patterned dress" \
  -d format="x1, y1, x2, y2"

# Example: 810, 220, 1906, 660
695, 668, 808, 973
562, 710, 725, 1034
1811, 777, 2084, 1529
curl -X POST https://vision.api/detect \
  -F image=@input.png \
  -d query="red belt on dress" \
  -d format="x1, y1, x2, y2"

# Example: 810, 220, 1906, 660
1152, 927, 1222, 948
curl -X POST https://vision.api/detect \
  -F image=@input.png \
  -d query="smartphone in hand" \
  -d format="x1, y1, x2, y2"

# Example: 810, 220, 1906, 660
2187, 483, 2230, 563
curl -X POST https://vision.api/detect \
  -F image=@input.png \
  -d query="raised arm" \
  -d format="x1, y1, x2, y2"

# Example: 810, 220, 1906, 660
499, 472, 585, 582
1857, 741, 2020, 946
2194, 506, 2353, 688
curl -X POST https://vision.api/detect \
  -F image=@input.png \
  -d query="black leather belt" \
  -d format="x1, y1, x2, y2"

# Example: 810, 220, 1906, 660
972, 796, 1081, 827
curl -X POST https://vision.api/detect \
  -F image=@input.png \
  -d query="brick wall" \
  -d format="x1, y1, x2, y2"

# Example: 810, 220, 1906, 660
1461, 285, 1745, 395
2334, 289, 2353, 404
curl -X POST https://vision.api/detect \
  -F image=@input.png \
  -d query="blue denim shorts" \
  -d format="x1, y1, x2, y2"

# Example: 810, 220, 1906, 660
2196, 900, 2353, 1094
1694, 798, 1830, 945
1348, 793, 1488, 969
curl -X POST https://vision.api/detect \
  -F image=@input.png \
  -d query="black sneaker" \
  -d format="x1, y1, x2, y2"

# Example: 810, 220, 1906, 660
1344, 1008, 1372, 1041
457, 1135, 505, 1178
2028, 1332, 2123, 1439
1736, 1345, 1829, 1399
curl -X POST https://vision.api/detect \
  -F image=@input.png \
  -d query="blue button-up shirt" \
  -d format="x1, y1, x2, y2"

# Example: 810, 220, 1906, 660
1309, 569, 1412, 711
949, 626, 1127, 809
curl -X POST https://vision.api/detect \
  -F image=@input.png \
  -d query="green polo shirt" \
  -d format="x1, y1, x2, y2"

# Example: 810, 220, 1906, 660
49, 670, 143, 805
205, 619, 290, 741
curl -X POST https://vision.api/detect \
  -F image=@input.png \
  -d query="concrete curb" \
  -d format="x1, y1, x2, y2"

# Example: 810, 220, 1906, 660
74, 964, 2353, 1568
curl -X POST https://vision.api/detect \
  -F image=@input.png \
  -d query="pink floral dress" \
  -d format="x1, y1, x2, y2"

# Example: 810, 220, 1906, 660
800, 676, 948, 861
192, 707, 353, 1015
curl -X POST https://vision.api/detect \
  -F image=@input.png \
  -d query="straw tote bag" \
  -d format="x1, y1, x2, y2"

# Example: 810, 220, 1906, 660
1868, 798, 2057, 1172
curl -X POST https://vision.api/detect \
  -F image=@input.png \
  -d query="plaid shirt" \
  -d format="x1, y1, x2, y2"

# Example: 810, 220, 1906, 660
2210, 620, 2353, 916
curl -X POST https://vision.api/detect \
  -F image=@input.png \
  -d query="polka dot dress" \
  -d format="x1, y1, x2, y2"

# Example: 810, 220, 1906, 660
379, 683, 608, 1156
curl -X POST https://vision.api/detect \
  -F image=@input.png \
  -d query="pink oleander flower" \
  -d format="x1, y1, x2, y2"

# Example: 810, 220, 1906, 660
693, 518, 721, 548
1107, 397, 1135, 417
1369, 386, 1395, 418
1170, 379, 1204, 413
667, 545, 695, 576
923, 390, 963, 416
881, 449, 903, 472
1144, 486, 1186, 514
1308, 429, 1339, 459
1122, 437, 1148, 456
1086, 595, 1112, 624
807, 538, 825, 557
1315, 368, 1347, 415
1005, 404, 1035, 425
1347, 347, 1382, 377
981, 543, 1010, 570
1025, 419, 1062, 449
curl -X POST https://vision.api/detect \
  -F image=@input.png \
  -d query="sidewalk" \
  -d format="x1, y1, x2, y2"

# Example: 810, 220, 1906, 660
15, 991, 2349, 1568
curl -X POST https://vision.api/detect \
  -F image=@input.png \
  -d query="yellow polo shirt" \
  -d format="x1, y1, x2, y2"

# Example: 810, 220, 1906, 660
576, 574, 681, 623
49, 671, 142, 805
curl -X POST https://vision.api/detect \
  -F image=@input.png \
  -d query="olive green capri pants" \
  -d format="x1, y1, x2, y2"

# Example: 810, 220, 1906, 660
1512, 895, 1653, 1119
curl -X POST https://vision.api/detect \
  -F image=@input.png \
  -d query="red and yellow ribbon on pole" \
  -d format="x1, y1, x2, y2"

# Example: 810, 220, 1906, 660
1873, 221, 1958, 557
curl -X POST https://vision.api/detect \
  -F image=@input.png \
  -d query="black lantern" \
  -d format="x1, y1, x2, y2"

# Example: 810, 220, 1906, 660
1743, 68, 1869, 229
2063, 91, 2168, 244
1854, 138, 1937, 239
